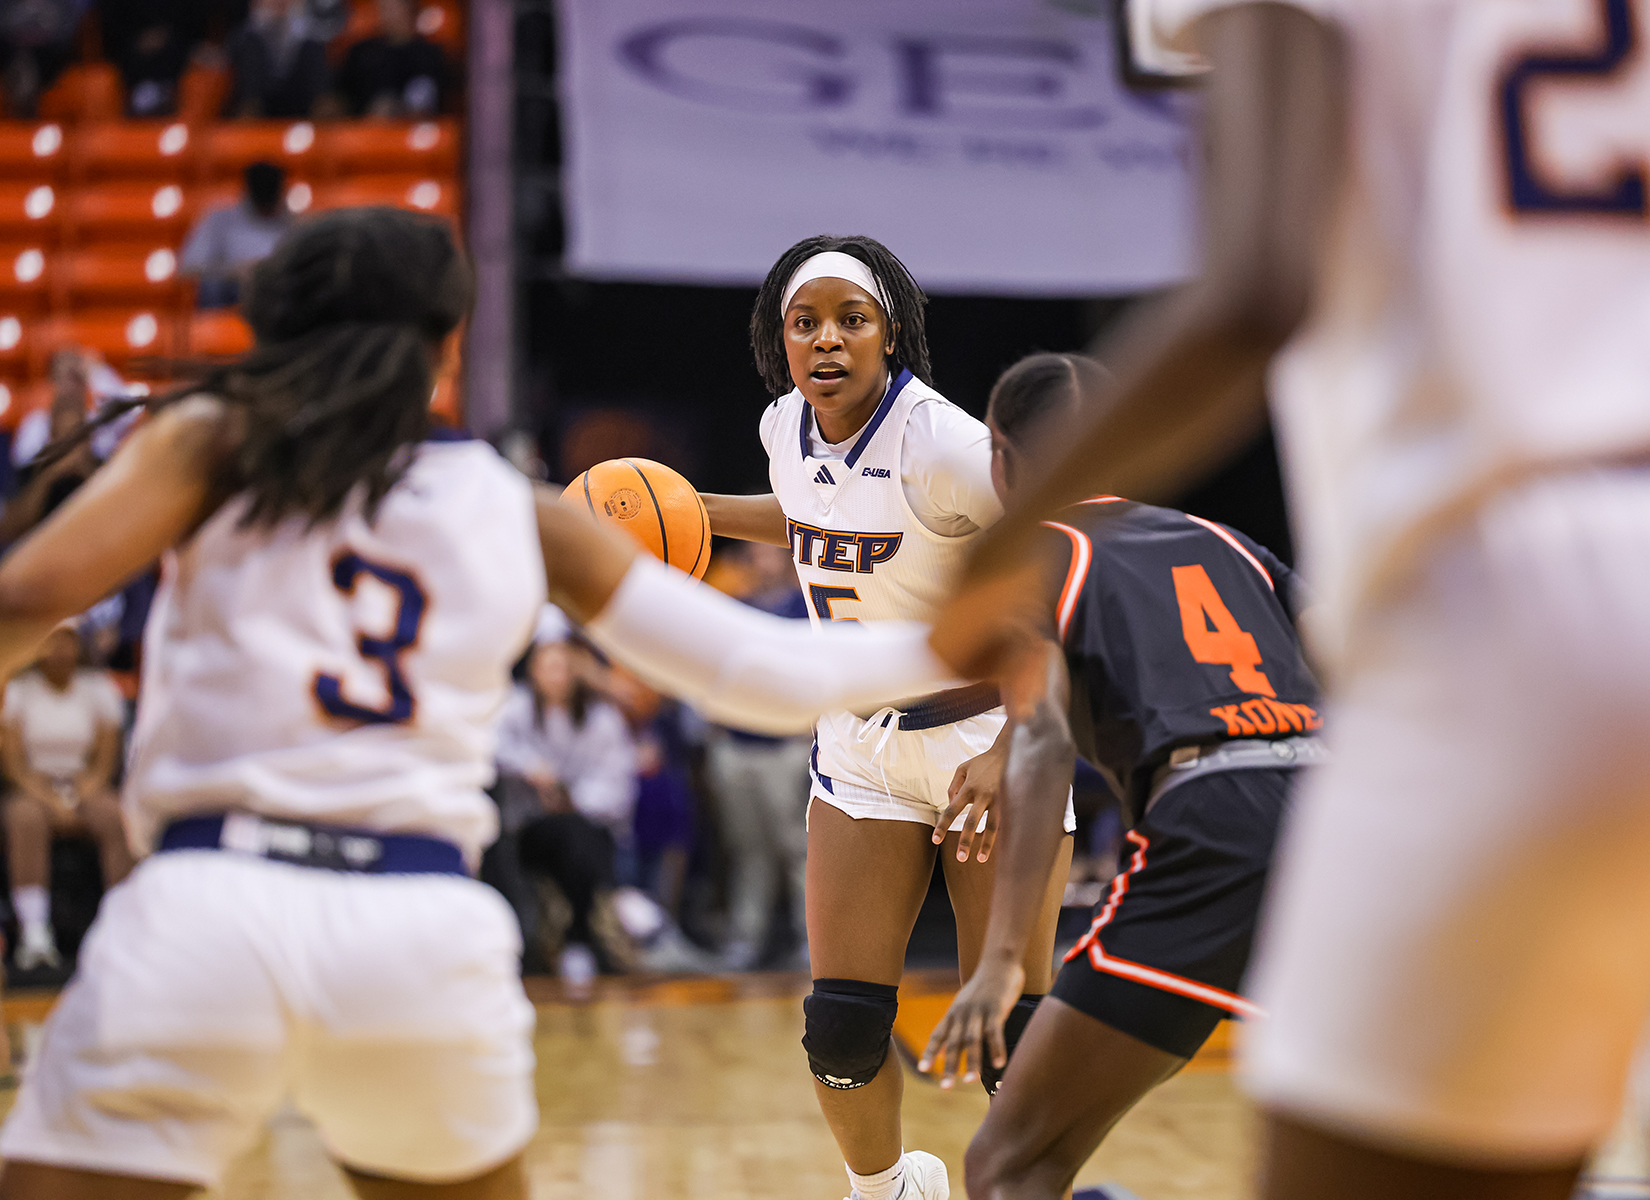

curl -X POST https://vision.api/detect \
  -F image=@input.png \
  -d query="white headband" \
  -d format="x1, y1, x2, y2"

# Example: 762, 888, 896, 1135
781, 251, 891, 316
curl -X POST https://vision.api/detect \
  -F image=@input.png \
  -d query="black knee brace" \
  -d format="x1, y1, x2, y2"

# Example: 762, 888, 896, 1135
802, 978, 899, 1090
981, 993, 1044, 1096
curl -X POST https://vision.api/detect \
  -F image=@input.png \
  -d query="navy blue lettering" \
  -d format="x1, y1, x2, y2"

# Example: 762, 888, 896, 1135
619, 19, 852, 112
856, 534, 902, 572
821, 532, 859, 572
895, 35, 1103, 128
314, 553, 426, 725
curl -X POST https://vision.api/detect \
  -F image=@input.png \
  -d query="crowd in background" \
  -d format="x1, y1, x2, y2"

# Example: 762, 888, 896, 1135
2, 0, 453, 120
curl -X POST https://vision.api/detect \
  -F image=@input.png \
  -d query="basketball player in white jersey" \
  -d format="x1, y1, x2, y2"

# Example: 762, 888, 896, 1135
701, 235, 1075, 1200
0, 208, 960, 1200
930, 1, 1650, 1198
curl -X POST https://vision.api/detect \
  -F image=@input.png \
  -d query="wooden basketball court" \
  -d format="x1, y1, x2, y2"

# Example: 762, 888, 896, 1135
0, 970, 1256, 1199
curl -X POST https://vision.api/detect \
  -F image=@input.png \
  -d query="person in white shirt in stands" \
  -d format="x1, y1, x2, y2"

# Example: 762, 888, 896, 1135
2, 622, 131, 971
177, 162, 293, 310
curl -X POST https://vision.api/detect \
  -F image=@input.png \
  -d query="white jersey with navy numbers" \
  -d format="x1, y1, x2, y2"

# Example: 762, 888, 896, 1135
760, 368, 999, 641
1136, 0, 1650, 663
124, 437, 547, 863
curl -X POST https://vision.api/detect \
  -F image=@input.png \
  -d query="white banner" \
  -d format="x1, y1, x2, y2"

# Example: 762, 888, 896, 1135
558, 0, 1199, 295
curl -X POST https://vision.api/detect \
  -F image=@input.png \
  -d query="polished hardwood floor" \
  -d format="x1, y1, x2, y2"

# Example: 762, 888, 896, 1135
0, 971, 1255, 1199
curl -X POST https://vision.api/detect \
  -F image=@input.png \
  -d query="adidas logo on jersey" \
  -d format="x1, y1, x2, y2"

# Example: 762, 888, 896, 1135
862, 467, 891, 478
814, 465, 836, 485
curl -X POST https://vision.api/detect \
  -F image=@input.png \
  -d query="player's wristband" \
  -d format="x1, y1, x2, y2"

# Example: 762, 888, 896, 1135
585, 555, 952, 734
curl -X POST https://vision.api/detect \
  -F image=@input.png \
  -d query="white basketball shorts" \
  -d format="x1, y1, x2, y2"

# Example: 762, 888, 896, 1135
1243, 469, 1650, 1164
810, 708, 1076, 833
0, 850, 536, 1187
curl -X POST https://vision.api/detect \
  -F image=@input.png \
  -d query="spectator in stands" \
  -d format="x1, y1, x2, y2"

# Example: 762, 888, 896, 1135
179, 161, 292, 309
100, 0, 209, 116
1, 350, 101, 545
335, 0, 448, 117
2, 623, 131, 972
497, 638, 638, 978
0, 0, 87, 118
223, 0, 332, 119
705, 542, 812, 970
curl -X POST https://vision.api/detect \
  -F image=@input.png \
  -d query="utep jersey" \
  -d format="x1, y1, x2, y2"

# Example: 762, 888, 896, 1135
1047, 498, 1320, 822
767, 370, 979, 644
124, 439, 547, 862
1135, 0, 1650, 660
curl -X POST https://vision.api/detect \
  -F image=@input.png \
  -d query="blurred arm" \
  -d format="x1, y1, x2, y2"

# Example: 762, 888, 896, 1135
700, 493, 789, 546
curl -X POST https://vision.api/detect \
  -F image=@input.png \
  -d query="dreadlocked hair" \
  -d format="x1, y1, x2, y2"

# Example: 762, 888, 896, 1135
44, 206, 472, 529
988, 352, 1113, 447
749, 234, 932, 397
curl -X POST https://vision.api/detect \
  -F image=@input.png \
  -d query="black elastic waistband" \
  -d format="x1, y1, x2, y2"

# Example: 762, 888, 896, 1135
158, 813, 467, 876
888, 682, 1002, 732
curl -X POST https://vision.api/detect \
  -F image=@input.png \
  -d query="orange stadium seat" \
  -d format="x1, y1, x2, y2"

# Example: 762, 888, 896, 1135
37, 64, 123, 123
0, 378, 53, 433
74, 122, 197, 181
29, 311, 176, 374
197, 121, 321, 181
0, 311, 33, 376
0, 247, 52, 311
63, 182, 191, 244
315, 176, 458, 219
0, 183, 63, 242
320, 120, 459, 177
177, 65, 231, 126
187, 310, 253, 358
55, 247, 186, 308
0, 122, 68, 179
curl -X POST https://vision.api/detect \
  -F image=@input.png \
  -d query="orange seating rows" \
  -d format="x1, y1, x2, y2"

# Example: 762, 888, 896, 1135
0, 308, 253, 377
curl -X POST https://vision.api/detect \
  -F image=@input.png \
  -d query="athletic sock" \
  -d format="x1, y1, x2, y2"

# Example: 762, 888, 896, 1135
847, 1153, 906, 1200
12, 886, 48, 940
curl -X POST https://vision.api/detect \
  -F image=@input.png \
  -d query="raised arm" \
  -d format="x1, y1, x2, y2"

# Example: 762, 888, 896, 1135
699, 492, 789, 546
536, 491, 950, 734
0, 399, 233, 681
934, 4, 1346, 675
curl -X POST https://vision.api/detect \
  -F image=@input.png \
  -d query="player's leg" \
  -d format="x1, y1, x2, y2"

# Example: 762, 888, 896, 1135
5, 793, 57, 965
805, 798, 938, 1181
0, 1163, 197, 1199
341, 1157, 526, 1200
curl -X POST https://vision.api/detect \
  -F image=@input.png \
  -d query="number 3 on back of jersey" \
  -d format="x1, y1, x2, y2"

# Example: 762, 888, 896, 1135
314, 552, 428, 725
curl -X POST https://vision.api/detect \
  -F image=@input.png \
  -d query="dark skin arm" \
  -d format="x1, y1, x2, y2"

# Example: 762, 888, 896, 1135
931, 3, 1347, 678
699, 493, 789, 546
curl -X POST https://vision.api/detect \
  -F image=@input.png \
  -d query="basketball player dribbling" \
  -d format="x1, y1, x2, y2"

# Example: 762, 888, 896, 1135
700, 236, 1075, 1200
931, 2, 1650, 1198
0, 209, 960, 1200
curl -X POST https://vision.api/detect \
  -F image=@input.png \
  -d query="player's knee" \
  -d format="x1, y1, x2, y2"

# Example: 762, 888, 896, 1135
966, 1124, 1076, 1200
981, 992, 1043, 1097
801, 978, 899, 1090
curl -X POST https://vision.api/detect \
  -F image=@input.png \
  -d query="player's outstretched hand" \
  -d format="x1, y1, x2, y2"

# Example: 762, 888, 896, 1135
937, 744, 1006, 862
917, 957, 1025, 1090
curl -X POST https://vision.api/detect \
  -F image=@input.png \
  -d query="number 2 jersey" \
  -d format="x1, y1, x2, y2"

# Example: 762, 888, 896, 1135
123, 438, 547, 863
1135, 0, 1650, 665
1046, 497, 1320, 824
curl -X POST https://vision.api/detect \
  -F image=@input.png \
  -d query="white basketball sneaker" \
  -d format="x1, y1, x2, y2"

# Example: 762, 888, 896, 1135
899, 1151, 950, 1199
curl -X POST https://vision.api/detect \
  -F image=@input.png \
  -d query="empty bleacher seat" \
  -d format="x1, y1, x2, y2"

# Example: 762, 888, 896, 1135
315, 175, 458, 219
187, 310, 253, 358
0, 248, 52, 310
0, 123, 68, 180
30, 311, 176, 374
176, 66, 231, 127
63, 183, 190, 244
56, 248, 186, 308
37, 64, 124, 124
0, 378, 53, 433
73, 123, 196, 181
0, 184, 62, 242
198, 121, 321, 181
0, 312, 34, 376
319, 120, 458, 177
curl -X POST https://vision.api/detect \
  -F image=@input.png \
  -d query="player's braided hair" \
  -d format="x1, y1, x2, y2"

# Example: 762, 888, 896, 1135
749, 234, 933, 396
988, 352, 1112, 446
44, 206, 472, 529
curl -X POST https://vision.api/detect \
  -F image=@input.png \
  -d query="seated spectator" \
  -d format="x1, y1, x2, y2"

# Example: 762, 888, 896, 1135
100, 0, 208, 116
2, 350, 103, 546
2, 623, 132, 971
336, 0, 448, 117
179, 161, 292, 309
223, 0, 331, 119
0, 0, 86, 118
497, 638, 638, 978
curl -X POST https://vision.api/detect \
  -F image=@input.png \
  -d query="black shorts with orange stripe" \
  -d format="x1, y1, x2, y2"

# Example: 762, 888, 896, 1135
1051, 765, 1293, 1059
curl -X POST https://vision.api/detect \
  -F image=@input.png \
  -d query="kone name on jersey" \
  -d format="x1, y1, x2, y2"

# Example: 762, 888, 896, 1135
787, 519, 904, 574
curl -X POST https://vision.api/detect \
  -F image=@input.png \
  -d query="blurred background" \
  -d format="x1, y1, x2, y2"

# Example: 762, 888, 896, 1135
0, 0, 1293, 988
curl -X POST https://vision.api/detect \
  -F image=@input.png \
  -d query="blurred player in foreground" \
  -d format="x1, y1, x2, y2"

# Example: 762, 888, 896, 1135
0, 208, 955, 1200
918, 353, 1323, 1198
934, 2, 1650, 1198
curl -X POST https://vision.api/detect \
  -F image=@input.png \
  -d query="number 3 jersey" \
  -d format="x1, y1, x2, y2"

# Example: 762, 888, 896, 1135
1047, 498, 1320, 824
1134, 0, 1650, 667
123, 438, 547, 863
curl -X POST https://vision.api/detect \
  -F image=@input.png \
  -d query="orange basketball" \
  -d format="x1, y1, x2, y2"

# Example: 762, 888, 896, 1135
563, 458, 711, 580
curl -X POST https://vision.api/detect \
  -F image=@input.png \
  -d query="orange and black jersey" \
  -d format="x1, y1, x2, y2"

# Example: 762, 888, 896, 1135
1044, 498, 1321, 824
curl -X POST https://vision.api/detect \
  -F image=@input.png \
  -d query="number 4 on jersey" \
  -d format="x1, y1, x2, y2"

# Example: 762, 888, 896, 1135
1171, 564, 1275, 697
